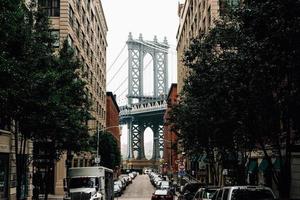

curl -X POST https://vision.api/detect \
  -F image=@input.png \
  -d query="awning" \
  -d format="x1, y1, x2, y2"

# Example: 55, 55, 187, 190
273, 158, 283, 170
192, 155, 198, 162
258, 159, 269, 172
198, 154, 207, 162
198, 154, 207, 169
248, 160, 258, 173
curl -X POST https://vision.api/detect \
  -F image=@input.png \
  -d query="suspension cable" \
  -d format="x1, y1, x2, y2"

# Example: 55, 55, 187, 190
114, 76, 128, 93
107, 44, 127, 73
107, 57, 128, 86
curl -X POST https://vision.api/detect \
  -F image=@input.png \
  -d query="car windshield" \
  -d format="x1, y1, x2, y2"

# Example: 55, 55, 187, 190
69, 177, 97, 189
161, 181, 169, 186
231, 189, 275, 200
114, 185, 120, 190
184, 183, 202, 193
203, 188, 218, 199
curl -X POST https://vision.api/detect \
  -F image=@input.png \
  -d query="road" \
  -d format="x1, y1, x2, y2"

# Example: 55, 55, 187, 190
116, 174, 155, 200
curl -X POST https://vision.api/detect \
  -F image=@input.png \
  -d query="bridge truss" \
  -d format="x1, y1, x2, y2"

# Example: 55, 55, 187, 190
120, 33, 169, 168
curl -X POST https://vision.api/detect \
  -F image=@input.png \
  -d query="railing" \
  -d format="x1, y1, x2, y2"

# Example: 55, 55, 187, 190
119, 100, 167, 116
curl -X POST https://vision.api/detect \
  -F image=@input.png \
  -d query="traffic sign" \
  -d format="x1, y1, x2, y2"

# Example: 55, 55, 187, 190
95, 156, 101, 164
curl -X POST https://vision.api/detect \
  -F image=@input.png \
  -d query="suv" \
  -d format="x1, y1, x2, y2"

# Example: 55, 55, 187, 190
178, 182, 203, 200
212, 186, 276, 200
192, 186, 219, 200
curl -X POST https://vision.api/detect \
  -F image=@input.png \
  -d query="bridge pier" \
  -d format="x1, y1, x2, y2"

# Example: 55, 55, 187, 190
127, 119, 134, 159
152, 124, 160, 160
121, 33, 169, 169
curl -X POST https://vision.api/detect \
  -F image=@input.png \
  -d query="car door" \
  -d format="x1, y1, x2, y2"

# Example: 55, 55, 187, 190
221, 189, 229, 200
193, 191, 201, 200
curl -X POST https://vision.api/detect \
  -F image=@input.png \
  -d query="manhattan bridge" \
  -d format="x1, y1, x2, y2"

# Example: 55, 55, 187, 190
107, 33, 171, 169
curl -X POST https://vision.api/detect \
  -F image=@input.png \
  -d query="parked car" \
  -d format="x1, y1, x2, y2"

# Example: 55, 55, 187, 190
178, 182, 203, 200
159, 181, 170, 190
114, 184, 122, 197
114, 180, 124, 191
192, 187, 219, 200
128, 172, 135, 179
212, 186, 276, 200
151, 189, 174, 200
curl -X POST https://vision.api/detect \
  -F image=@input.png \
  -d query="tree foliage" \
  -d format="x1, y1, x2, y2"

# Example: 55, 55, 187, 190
0, 1, 91, 198
87, 131, 121, 169
170, 0, 300, 195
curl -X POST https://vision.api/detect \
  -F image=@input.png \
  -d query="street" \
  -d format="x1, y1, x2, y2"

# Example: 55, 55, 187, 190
116, 174, 155, 200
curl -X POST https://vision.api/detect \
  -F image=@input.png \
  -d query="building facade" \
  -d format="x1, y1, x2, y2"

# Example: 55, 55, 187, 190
176, 1, 300, 199
0, 129, 33, 200
163, 84, 178, 177
37, 0, 108, 196
106, 92, 120, 148
176, 0, 220, 93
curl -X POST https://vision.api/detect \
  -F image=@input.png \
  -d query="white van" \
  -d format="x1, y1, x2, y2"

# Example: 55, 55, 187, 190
64, 166, 114, 200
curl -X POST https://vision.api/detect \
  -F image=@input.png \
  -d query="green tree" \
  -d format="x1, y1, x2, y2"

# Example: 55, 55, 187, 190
88, 131, 121, 169
170, 0, 300, 196
0, 1, 91, 199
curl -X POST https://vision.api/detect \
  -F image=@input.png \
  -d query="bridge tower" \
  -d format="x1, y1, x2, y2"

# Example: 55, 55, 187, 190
120, 33, 169, 168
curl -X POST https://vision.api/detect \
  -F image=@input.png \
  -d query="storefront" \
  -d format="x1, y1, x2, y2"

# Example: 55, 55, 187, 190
0, 129, 33, 200
0, 130, 12, 200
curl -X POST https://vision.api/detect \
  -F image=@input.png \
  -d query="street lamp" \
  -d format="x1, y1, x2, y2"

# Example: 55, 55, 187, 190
96, 125, 121, 166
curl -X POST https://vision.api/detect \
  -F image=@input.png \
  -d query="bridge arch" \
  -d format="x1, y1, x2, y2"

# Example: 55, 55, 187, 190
144, 127, 154, 160
121, 33, 169, 169
143, 53, 154, 96
127, 33, 169, 105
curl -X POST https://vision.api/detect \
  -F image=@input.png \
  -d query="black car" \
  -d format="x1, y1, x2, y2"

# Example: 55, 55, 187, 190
178, 182, 204, 200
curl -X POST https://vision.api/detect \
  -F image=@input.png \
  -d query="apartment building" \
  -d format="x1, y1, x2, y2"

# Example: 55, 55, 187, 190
163, 83, 178, 176
176, 0, 220, 93
106, 92, 120, 148
36, 0, 108, 195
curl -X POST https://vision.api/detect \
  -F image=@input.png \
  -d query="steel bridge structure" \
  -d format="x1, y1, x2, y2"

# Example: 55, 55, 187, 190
120, 33, 169, 169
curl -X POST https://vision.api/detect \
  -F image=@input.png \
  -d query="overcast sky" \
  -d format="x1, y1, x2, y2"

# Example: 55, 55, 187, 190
101, 0, 180, 157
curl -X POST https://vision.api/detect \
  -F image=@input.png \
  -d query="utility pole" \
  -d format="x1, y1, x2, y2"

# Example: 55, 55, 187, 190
95, 125, 121, 166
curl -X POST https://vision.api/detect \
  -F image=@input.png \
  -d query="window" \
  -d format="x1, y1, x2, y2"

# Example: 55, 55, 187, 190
81, 11, 85, 24
73, 159, 78, 167
39, 0, 60, 16
91, 12, 94, 25
222, 189, 229, 200
79, 159, 84, 167
87, 0, 91, 10
76, 19, 80, 38
90, 72, 93, 84
81, 31, 85, 48
67, 35, 73, 47
91, 31, 94, 44
87, 22, 90, 35
76, 0, 80, 11
69, 5, 74, 28
50, 30, 60, 47
75, 47, 79, 56
208, 6, 211, 28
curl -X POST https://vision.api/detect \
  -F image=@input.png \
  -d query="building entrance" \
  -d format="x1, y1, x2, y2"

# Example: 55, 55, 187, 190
0, 153, 9, 200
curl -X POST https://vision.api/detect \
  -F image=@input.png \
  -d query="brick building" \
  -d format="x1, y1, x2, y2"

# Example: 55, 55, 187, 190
163, 84, 178, 176
106, 92, 121, 147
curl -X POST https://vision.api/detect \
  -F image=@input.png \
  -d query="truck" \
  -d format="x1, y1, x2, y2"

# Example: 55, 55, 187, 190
63, 166, 114, 200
